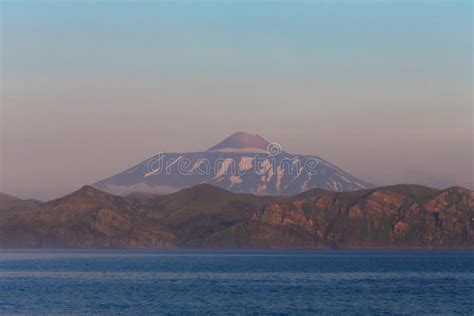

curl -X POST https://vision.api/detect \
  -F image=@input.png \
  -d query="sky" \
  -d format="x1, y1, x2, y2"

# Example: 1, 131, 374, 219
0, 0, 472, 200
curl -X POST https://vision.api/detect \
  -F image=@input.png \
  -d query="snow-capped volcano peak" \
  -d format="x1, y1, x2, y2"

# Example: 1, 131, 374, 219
94, 132, 373, 196
207, 132, 270, 153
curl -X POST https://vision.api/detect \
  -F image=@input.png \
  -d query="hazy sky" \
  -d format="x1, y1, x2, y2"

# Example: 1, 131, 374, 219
1, 0, 472, 200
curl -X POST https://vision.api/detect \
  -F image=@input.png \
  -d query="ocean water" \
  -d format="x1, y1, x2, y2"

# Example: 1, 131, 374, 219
0, 250, 472, 315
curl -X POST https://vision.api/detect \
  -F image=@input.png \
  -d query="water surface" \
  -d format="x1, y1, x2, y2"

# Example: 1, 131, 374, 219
1, 249, 472, 314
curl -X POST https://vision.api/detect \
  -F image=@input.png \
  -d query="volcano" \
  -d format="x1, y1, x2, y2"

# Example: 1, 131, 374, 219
94, 132, 373, 195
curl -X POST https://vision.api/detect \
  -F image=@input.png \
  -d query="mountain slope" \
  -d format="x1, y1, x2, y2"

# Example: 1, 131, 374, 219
148, 184, 282, 245
205, 185, 474, 248
0, 186, 175, 248
0, 192, 42, 212
94, 132, 373, 195
0, 184, 472, 248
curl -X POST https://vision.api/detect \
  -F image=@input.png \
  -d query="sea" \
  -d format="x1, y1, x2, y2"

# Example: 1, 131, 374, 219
0, 249, 472, 315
